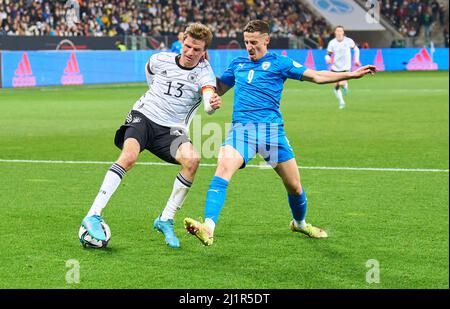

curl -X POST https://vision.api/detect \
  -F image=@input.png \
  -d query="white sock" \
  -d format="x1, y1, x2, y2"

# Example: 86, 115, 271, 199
86, 163, 126, 217
294, 219, 307, 229
204, 218, 216, 234
334, 88, 344, 103
160, 173, 192, 221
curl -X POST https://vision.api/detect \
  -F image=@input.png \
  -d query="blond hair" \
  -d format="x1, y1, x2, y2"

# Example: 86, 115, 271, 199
183, 23, 213, 49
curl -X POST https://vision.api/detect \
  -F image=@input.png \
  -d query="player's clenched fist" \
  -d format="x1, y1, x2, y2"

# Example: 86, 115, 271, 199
209, 93, 221, 110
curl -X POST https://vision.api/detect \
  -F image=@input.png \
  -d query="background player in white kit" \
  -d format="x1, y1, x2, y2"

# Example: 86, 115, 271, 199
325, 26, 361, 109
81, 23, 221, 249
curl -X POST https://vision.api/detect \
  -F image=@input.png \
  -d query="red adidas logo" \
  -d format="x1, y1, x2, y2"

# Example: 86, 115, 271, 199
12, 53, 37, 88
61, 52, 84, 85
407, 48, 438, 71
374, 49, 385, 72
304, 50, 316, 70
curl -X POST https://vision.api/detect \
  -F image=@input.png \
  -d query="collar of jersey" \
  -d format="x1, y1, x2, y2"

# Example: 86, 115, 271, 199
250, 52, 273, 63
175, 55, 196, 71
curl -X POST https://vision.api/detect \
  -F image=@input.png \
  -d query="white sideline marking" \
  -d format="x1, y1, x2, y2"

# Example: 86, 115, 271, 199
0, 159, 448, 173
285, 88, 448, 93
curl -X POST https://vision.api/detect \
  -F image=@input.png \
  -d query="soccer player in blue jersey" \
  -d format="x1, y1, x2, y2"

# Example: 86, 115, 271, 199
171, 32, 184, 54
184, 20, 376, 246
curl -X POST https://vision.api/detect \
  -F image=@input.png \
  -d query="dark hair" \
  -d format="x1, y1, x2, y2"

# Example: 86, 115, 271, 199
243, 20, 270, 34
334, 25, 345, 32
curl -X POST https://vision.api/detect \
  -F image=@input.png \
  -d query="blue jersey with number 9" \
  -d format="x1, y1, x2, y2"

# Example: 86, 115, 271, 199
219, 52, 307, 124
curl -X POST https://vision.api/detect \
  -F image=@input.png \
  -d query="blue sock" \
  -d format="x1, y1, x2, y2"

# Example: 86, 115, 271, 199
204, 176, 229, 224
288, 189, 307, 222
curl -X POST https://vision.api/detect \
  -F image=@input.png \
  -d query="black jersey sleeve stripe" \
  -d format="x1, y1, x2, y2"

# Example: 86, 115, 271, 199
147, 62, 154, 75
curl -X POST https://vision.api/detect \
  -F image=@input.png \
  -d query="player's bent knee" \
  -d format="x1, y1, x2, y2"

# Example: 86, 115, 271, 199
183, 156, 200, 174
215, 158, 239, 180
286, 183, 302, 195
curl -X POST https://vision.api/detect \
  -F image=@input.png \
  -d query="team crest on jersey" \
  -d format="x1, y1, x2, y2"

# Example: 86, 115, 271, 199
161, 70, 168, 76
262, 62, 271, 70
293, 61, 303, 68
187, 72, 198, 82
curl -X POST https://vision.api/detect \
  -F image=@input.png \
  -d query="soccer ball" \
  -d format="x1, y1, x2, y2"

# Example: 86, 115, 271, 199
78, 222, 111, 248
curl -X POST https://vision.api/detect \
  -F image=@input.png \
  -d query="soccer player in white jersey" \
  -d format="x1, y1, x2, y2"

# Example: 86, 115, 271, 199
183, 20, 376, 247
81, 23, 221, 249
325, 26, 361, 109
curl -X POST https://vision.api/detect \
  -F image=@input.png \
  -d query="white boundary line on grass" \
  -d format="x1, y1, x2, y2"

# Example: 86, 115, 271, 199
0, 159, 448, 173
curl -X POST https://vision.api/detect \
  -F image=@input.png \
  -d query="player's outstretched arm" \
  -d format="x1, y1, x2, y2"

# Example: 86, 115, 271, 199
216, 77, 232, 96
301, 65, 376, 84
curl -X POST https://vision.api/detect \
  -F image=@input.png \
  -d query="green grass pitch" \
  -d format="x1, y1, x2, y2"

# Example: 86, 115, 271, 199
0, 71, 448, 289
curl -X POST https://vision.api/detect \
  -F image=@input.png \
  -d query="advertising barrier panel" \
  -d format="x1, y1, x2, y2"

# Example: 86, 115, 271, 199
1, 48, 448, 88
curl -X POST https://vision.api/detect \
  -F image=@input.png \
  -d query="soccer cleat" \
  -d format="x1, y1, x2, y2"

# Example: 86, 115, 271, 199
183, 217, 214, 246
82, 215, 107, 241
154, 217, 180, 248
339, 101, 346, 109
290, 220, 328, 238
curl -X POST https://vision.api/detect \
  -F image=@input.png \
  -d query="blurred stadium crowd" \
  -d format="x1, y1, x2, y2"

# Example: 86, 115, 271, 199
0, 0, 448, 47
381, 0, 447, 38
0, 0, 329, 40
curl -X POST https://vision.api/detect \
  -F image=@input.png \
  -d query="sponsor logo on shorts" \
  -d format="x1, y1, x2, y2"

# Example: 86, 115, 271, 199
126, 113, 133, 124
132, 117, 142, 124
171, 128, 183, 136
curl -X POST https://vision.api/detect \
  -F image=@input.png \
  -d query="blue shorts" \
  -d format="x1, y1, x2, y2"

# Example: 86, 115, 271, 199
223, 123, 295, 168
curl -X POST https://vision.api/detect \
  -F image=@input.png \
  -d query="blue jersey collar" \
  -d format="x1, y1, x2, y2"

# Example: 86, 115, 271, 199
250, 52, 273, 63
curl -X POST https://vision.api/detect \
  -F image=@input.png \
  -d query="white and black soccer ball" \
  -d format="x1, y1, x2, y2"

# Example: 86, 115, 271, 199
78, 222, 111, 248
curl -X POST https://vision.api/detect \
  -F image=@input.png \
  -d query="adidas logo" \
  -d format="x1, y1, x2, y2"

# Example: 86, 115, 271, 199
407, 48, 438, 71
374, 49, 386, 72
126, 113, 133, 124
12, 53, 36, 88
15, 53, 33, 76
61, 52, 84, 85
304, 50, 316, 70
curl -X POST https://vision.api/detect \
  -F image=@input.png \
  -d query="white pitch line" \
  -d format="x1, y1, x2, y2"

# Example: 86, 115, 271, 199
0, 159, 448, 173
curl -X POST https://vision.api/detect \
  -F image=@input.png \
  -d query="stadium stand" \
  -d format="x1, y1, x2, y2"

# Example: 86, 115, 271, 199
0, 0, 448, 48
381, 0, 447, 38
0, 0, 330, 46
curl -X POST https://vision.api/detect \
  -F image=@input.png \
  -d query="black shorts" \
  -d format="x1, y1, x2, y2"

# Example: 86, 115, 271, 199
114, 110, 191, 165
